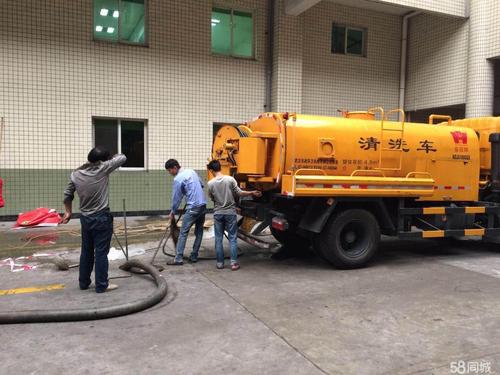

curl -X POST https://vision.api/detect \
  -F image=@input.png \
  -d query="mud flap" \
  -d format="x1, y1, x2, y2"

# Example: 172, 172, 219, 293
298, 198, 337, 234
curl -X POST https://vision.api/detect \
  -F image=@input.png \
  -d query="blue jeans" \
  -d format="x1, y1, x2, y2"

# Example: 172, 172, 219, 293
175, 205, 206, 262
214, 214, 238, 265
79, 210, 113, 293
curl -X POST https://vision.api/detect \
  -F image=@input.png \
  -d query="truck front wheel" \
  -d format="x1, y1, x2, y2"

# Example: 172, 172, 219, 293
314, 209, 380, 269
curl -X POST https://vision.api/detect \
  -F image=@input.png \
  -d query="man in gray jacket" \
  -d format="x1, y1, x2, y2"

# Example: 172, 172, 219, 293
207, 160, 261, 270
62, 147, 126, 293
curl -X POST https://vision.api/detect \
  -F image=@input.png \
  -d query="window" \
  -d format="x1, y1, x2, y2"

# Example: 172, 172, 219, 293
93, 118, 146, 169
211, 8, 254, 58
332, 24, 366, 56
93, 0, 146, 44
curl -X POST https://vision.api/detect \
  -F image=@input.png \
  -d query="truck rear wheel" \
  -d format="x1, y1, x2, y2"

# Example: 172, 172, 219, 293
314, 209, 380, 269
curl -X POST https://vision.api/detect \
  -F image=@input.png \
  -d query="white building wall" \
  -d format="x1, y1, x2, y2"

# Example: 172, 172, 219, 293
487, 0, 500, 59
466, 0, 494, 117
377, 0, 467, 17
405, 13, 468, 111
272, 0, 304, 112
301, 1, 401, 116
0, 0, 269, 170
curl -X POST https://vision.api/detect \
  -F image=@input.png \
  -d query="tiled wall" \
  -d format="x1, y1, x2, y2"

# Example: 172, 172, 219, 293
488, 0, 500, 59
0, 0, 269, 170
301, 1, 401, 116
1, 0, 496, 217
0, 0, 268, 215
466, 0, 494, 117
405, 13, 468, 111
271, 0, 304, 112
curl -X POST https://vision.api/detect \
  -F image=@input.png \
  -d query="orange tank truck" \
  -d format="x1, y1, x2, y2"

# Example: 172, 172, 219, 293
211, 108, 500, 269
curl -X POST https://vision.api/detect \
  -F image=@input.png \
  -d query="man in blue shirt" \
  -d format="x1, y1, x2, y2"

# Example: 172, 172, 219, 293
165, 159, 207, 265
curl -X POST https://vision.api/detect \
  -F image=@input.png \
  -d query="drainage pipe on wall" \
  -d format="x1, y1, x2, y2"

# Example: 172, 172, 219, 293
399, 11, 421, 120
265, 0, 275, 112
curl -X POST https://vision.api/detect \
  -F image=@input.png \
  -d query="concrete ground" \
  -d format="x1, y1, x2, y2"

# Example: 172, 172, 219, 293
1, 224, 500, 374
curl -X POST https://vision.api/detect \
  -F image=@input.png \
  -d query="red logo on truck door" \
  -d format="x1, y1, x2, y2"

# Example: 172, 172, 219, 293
450, 131, 468, 144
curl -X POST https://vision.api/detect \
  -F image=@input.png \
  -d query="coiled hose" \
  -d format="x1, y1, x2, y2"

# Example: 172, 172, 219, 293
0, 260, 168, 324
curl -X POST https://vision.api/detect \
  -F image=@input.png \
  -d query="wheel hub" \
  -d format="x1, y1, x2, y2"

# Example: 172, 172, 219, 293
339, 222, 368, 256
344, 231, 356, 244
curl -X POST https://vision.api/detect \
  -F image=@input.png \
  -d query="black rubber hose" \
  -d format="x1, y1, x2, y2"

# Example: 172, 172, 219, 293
161, 208, 243, 260
0, 260, 168, 324
161, 234, 244, 260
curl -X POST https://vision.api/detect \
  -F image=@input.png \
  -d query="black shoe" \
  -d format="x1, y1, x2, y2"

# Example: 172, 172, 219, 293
80, 283, 91, 290
166, 260, 183, 266
188, 258, 198, 264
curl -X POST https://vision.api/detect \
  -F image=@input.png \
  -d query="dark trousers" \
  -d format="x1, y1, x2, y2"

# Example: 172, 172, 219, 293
79, 210, 113, 293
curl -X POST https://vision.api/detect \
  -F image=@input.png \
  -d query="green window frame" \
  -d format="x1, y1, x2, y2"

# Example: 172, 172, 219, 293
93, 0, 147, 45
211, 7, 254, 58
332, 24, 366, 57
